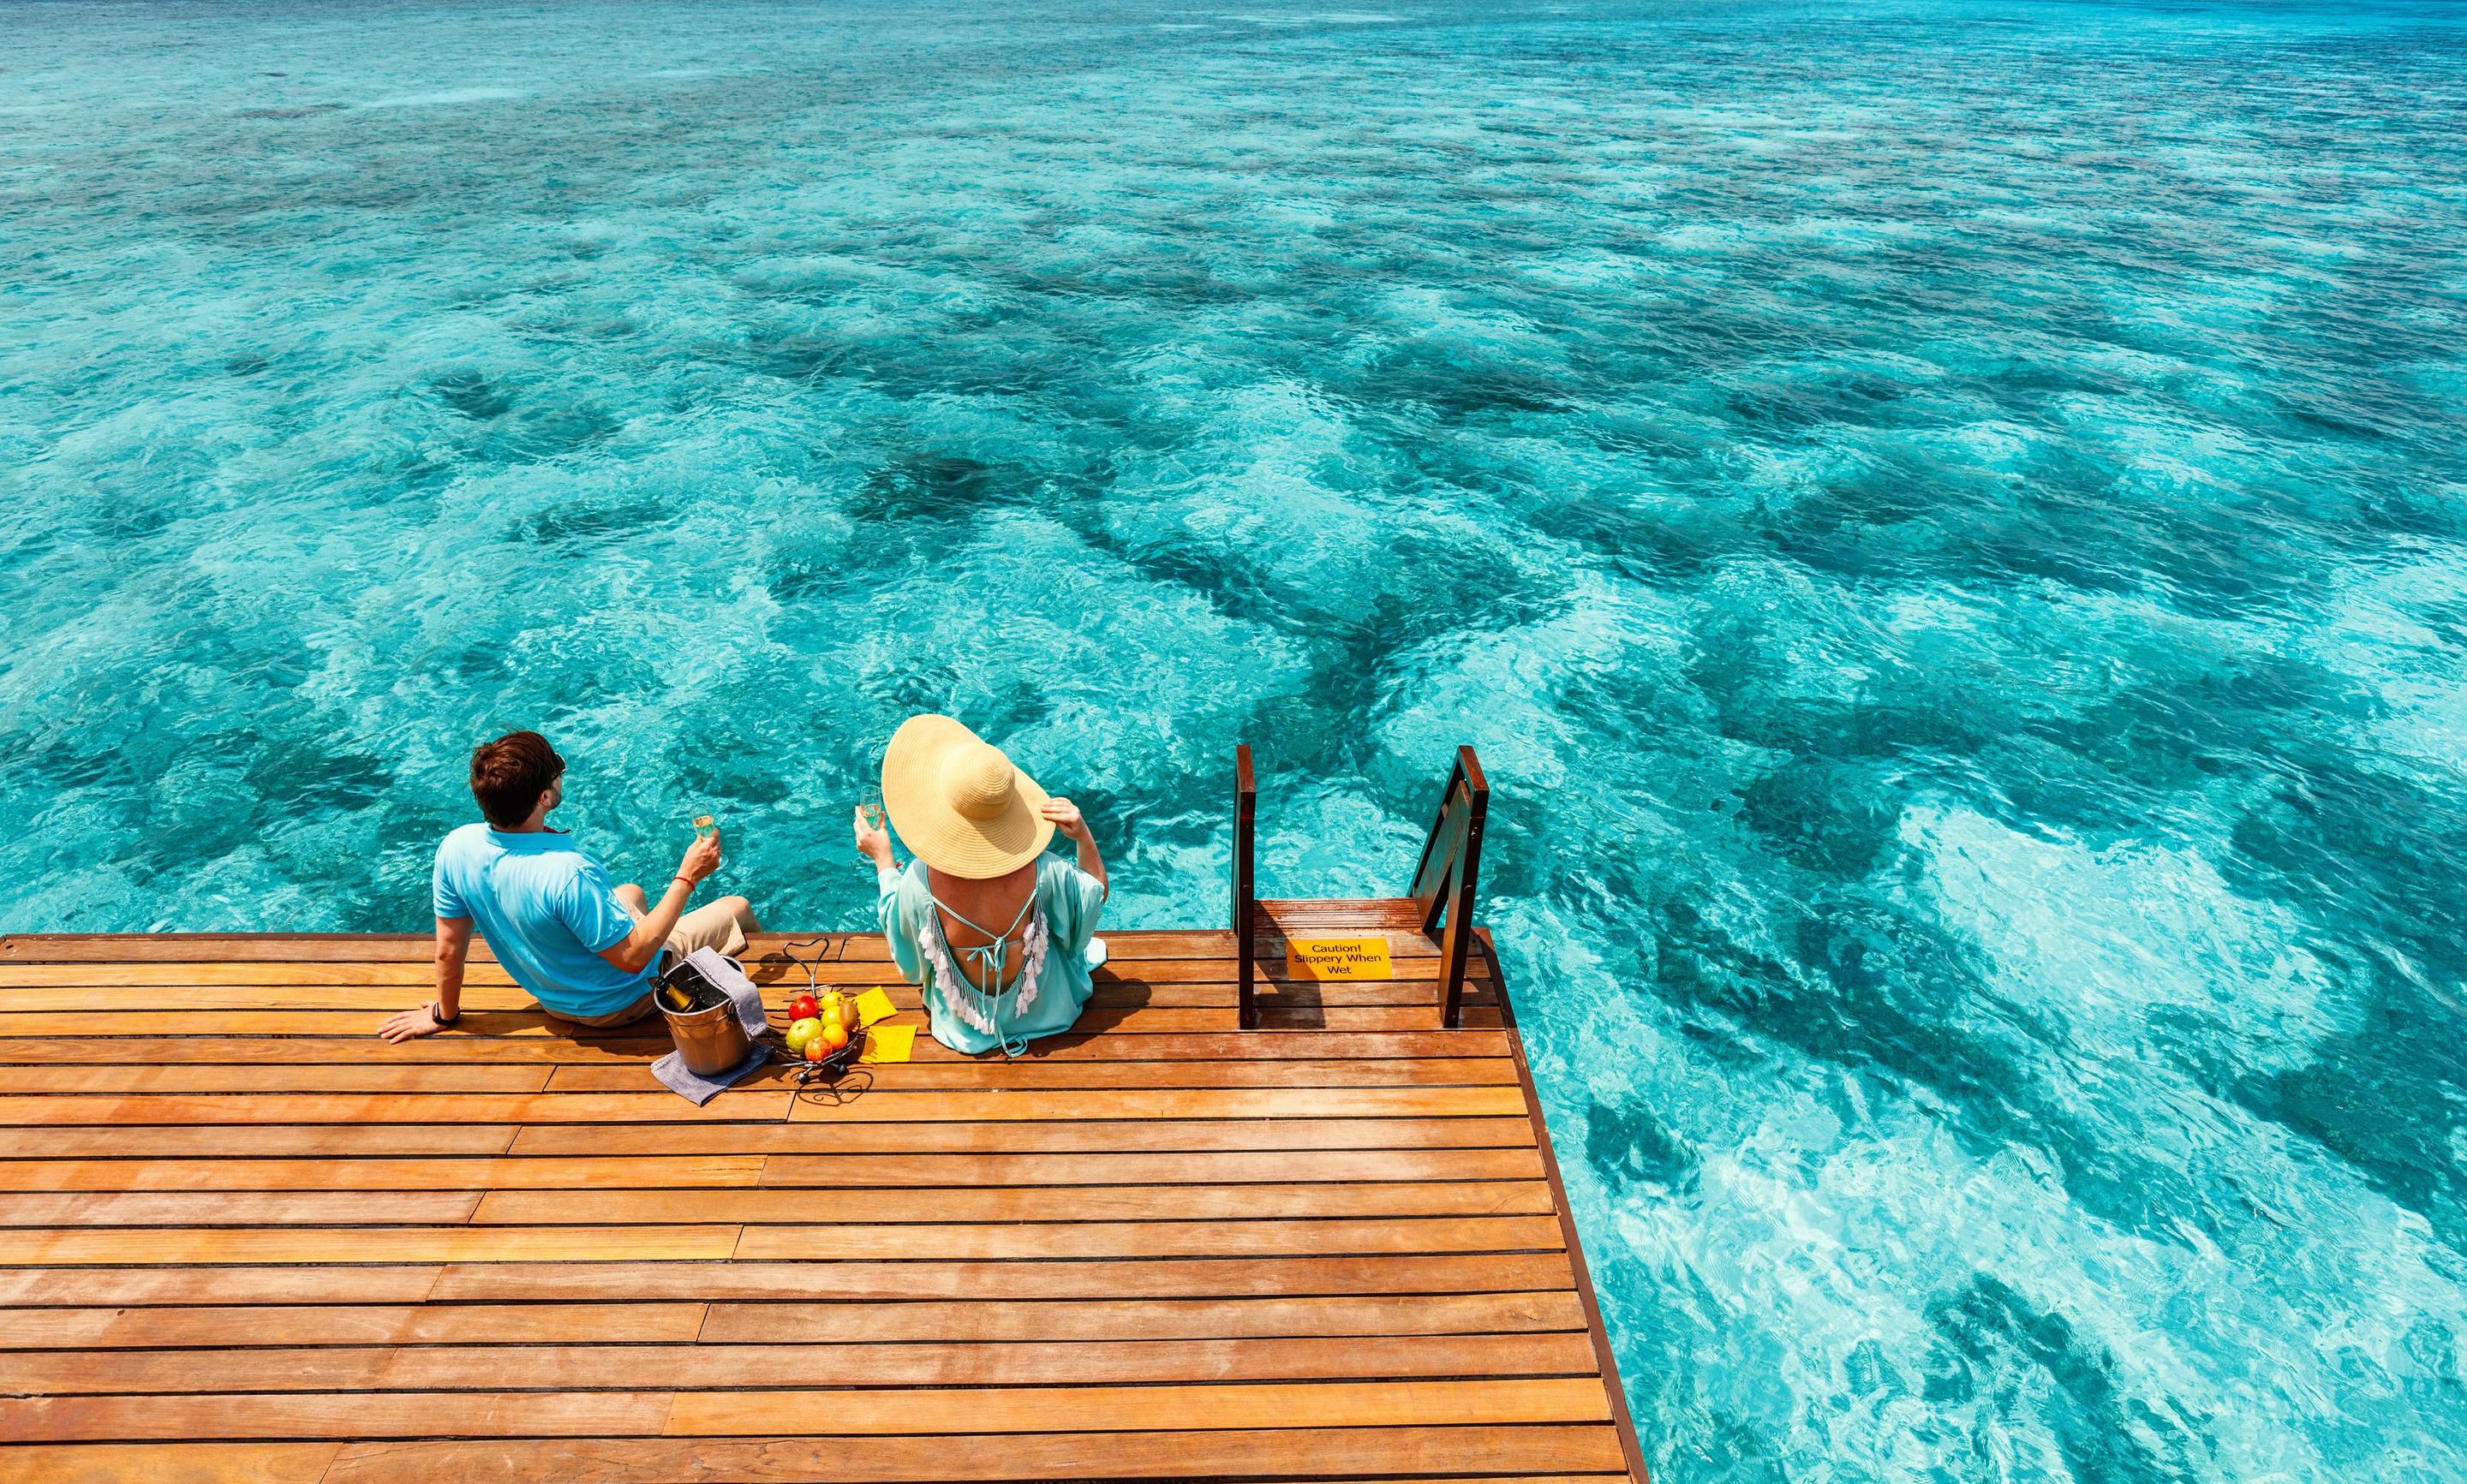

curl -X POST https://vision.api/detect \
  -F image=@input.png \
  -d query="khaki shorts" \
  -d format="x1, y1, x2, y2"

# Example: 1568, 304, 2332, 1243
547, 897, 761, 1028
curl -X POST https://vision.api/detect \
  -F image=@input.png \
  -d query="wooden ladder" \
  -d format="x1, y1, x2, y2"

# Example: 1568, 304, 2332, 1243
1233, 744, 1490, 1029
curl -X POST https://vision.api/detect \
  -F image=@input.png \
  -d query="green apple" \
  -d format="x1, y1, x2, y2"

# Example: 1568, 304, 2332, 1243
785, 1016, 825, 1052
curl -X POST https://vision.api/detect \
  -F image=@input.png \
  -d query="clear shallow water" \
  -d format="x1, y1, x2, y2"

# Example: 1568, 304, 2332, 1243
5, 0, 2467, 1476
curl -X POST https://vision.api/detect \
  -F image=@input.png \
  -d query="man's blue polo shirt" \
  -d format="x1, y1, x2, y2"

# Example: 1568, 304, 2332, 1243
432, 823, 648, 1018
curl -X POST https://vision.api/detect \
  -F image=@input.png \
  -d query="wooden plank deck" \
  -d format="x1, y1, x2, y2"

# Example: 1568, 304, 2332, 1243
0, 902, 1645, 1484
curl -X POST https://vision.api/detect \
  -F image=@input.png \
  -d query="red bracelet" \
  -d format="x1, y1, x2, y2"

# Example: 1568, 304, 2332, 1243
672, 876, 696, 891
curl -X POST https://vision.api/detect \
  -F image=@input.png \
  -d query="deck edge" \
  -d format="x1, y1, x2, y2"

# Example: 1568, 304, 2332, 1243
1481, 928, 1652, 1484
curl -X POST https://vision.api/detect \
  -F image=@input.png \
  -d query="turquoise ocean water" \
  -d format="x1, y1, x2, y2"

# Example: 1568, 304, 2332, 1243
6, 0, 2467, 1476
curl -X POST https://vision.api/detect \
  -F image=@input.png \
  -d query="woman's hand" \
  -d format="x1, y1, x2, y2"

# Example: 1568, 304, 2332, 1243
1042, 797, 1090, 842
853, 805, 894, 867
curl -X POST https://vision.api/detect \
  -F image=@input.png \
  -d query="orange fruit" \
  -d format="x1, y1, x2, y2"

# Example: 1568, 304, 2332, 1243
821, 1022, 850, 1052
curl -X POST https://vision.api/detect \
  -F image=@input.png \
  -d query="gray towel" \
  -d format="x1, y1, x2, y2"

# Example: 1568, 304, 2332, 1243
681, 946, 771, 1040
648, 947, 774, 1103
652, 1042, 771, 1105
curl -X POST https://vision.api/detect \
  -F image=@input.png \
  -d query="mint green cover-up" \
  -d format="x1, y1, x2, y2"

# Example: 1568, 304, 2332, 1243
877, 856, 1107, 1056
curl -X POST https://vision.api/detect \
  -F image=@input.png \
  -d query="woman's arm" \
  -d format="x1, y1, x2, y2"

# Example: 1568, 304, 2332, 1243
1042, 798, 1106, 898
854, 806, 896, 878
856, 806, 929, 983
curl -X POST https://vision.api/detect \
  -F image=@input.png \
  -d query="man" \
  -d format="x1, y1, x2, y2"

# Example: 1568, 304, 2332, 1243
379, 730, 761, 1042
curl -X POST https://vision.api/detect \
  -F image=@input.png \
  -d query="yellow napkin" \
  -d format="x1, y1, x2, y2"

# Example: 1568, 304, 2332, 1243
859, 1023, 917, 1064
852, 988, 899, 1028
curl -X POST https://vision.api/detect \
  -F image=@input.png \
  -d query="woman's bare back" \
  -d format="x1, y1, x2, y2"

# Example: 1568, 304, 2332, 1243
924, 861, 1037, 992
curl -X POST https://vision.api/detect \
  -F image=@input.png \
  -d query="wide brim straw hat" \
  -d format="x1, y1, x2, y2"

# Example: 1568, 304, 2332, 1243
881, 714, 1054, 879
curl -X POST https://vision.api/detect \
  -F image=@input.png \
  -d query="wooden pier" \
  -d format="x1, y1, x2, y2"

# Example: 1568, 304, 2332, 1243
0, 750, 1646, 1482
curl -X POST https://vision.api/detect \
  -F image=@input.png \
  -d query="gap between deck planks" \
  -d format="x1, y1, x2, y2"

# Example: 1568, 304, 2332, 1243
0, 922, 1645, 1484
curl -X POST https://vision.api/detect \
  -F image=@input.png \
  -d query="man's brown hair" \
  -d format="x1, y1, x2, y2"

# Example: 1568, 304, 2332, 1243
470, 731, 564, 828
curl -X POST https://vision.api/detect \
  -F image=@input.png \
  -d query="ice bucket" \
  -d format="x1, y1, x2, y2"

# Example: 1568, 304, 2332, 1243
656, 959, 753, 1077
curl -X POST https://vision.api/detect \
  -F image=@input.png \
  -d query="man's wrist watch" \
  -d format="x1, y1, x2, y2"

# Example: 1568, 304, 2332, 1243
430, 1001, 461, 1026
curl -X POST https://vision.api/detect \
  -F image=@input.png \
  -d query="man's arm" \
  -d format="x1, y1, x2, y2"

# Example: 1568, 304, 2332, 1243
599, 829, 726, 975
380, 916, 474, 1042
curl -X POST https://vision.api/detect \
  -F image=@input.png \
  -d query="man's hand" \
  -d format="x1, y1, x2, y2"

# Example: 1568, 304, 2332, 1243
379, 1004, 449, 1043
1042, 797, 1090, 842
678, 826, 723, 885
853, 806, 894, 869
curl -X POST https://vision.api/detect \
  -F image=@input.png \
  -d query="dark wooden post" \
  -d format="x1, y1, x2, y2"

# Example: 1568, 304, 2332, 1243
1407, 746, 1488, 1029
1233, 745, 1257, 1031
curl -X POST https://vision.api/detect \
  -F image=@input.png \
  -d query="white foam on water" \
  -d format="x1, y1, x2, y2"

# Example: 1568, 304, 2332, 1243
357, 86, 529, 110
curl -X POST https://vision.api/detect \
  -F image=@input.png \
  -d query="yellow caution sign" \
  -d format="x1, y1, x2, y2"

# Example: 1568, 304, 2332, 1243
1283, 936, 1394, 981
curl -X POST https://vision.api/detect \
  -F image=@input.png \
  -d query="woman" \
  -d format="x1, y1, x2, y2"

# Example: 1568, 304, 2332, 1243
851, 714, 1108, 1056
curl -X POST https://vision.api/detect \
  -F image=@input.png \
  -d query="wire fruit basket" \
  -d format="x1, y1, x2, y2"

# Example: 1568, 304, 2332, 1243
768, 936, 872, 1085
782, 1023, 864, 1084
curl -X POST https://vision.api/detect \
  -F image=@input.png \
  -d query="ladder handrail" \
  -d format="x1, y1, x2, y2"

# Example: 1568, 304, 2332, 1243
1233, 745, 1257, 1031
1405, 745, 1488, 1028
